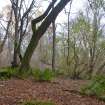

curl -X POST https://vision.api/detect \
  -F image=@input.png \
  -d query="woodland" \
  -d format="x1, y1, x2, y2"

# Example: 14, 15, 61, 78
0, 0, 105, 105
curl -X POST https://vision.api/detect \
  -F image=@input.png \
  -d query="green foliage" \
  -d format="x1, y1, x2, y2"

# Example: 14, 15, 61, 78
81, 75, 105, 100
32, 68, 54, 82
72, 12, 90, 34
7, 67, 19, 77
0, 67, 54, 81
18, 69, 32, 79
21, 100, 55, 105
32, 69, 42, 81
0, 67, 31, 80
40, 68, 54, 81
0, 70, 11, 80
0, 67, 19, 80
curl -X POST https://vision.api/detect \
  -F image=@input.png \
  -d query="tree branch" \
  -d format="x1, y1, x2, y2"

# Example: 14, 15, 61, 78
32, 0, 57, 25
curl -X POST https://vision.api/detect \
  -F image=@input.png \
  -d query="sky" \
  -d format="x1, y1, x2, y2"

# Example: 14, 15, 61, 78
0, 0, 10, 11
41, 0, 87, 23
0, 0, 87, 23
57, 0, 86, 23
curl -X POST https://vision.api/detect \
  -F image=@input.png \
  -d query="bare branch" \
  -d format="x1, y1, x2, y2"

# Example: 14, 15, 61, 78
32, 0, 57, 24
0, 10, 12, 53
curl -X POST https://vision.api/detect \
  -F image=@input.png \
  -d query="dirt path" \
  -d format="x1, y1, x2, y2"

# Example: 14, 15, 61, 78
0, 78, 104, 105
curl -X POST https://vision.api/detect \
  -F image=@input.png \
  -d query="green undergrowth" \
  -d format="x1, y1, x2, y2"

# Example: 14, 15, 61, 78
0, 67, 32, 80
0, 67, 18, 80
20, 100, 55, 105
0, 67, 55, 81
32, 68, 54, 82
81, 74, 105, 101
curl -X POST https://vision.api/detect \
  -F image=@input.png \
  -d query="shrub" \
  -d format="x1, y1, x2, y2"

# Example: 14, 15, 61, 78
32, 69, 42, 81
32, 68, 54, 82
21, 100, 55, 105
0, 70, 11, 80
40, 68, 54, 81
7, 67, 19, 77
81, 75, 105, 100
18, 69, 32, 79
0, 67, 19, 80
0, 67, 13, 80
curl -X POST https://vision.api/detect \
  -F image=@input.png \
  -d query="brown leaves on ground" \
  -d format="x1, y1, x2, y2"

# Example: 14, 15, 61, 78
0, 78, 104, 105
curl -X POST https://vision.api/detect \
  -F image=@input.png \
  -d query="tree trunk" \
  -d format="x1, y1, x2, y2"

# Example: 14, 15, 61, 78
12, 0, 19, 67
52, 19, 56, 71
12, 20, 19, 67
66, 1, 72, 69
67, 13, 70, 66
20, 0, 71, 71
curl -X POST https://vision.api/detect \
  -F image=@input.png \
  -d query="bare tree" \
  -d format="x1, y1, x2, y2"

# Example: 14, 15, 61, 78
0, 7, 12, 54
10, 0, 35, 67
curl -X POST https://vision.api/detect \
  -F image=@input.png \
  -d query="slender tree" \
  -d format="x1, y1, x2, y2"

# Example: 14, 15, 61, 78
52, 0, 56, 71
0, 7, 12, 54
65, 1, 72, 69
10, 0, 35, 67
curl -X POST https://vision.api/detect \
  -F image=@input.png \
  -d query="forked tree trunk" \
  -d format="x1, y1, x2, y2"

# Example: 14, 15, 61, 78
20, 0, 71, 70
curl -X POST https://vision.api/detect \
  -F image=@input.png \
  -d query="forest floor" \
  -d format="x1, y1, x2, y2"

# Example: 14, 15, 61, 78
0, 78, 105, 105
